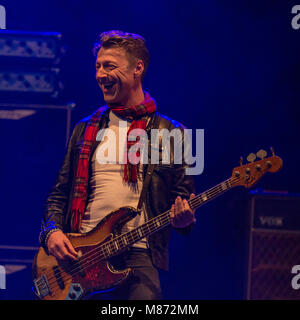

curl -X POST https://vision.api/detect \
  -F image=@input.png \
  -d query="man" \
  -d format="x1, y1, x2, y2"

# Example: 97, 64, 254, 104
39, 30, 196, 300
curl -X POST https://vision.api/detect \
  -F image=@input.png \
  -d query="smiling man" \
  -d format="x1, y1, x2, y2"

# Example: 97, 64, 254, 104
96, 44, 145, 107
39, 30, 196, 300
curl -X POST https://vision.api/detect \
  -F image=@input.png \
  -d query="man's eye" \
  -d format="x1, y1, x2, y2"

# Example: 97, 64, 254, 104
96, 64, 116, 71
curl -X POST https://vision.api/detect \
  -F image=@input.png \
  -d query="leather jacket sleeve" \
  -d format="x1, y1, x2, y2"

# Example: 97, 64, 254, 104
39, 122, 85, 250
170, 127, 196, 235
148, 114, 196, 235
146, 115, 196, 270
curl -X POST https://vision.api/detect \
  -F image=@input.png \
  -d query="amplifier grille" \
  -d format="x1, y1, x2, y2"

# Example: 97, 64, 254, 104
248, 230, 300, 299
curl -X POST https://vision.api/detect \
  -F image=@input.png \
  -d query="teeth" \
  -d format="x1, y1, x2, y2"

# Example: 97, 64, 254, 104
104, 82, 115, 89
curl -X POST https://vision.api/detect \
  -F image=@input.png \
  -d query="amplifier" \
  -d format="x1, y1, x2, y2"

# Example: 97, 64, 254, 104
0, 102, 74, 247
247, 191, 300, 300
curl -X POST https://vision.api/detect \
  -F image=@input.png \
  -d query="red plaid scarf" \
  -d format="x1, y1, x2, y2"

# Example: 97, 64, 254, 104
109, 92, 156, 183
71, 92, 156, 232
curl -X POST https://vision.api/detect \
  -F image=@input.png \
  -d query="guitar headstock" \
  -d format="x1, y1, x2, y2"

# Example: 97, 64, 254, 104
230, 148, 283, 188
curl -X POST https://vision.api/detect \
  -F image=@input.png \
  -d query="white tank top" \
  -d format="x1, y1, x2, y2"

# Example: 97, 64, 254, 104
80, 111, 148, 248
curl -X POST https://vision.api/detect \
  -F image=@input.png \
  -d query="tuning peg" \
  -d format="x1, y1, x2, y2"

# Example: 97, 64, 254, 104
247, 153, 256, 163
270, 146, 275, 156
240, 156, 243, 166
256, 149, 267, 160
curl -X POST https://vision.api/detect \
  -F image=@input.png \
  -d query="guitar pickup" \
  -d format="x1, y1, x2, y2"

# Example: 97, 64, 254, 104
53, 266, 65, 290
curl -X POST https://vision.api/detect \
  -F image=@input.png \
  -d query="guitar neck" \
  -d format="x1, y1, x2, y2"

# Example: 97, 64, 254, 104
188, 177, 233, 211
103, 177, 234, 257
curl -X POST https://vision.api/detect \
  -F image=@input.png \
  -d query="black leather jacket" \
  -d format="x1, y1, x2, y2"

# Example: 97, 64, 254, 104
40, 109, 195, 271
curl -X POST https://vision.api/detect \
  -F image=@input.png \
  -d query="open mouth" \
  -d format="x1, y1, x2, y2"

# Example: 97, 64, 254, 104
103, 82, 116, 91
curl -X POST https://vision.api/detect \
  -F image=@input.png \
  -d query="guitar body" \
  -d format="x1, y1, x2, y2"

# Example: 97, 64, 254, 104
33, 206, 139, 300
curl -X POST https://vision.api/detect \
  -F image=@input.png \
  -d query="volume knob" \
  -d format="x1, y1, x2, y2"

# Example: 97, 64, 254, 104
73, 285, 81, 292
69, 292, 76, 299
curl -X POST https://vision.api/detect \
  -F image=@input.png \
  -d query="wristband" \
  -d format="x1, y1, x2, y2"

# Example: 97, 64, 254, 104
44, 228, 61, 248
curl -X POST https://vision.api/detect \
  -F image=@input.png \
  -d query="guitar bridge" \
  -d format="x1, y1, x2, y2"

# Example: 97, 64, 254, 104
33, 274, 51, 298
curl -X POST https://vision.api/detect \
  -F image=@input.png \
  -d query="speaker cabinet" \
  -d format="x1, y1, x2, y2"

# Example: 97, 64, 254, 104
247, 191, 300, 300
0, 102, 73, 247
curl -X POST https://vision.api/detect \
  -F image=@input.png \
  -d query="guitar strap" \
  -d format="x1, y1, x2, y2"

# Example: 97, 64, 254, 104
136, 113, 160, 212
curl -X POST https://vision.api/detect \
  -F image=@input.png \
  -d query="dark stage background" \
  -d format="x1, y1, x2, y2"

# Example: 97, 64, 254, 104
0, 0, 299, 299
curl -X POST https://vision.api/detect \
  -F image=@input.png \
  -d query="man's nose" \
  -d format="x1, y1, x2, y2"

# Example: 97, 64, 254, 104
96, 66, 108, 81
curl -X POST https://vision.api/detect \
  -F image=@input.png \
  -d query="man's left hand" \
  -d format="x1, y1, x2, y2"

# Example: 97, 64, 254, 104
170, 194, 196, 228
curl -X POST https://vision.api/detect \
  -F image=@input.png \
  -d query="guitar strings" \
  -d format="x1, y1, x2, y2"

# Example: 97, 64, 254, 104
36, 177, 238, 294
72, 176, 234, 268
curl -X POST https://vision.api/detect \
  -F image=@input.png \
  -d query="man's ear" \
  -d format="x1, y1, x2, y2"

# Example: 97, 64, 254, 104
134, 60, 144, 79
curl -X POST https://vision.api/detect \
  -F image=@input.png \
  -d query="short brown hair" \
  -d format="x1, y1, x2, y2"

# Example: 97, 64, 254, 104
93, 30, 150, 80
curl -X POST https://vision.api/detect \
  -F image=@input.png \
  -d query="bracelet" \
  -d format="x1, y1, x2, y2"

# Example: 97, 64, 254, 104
44, 228, 61, 248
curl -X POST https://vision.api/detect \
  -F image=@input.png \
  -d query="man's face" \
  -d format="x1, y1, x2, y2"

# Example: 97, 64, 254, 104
96, 46, 137, 106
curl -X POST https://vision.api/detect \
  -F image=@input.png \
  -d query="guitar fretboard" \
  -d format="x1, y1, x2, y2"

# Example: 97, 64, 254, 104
98, 177, 234, 260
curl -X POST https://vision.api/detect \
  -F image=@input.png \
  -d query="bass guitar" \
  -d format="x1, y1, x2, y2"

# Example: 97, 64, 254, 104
32, 149, 282, 300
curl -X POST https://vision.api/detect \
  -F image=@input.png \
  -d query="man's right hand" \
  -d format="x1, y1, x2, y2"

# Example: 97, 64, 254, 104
47, 230, 78, 262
